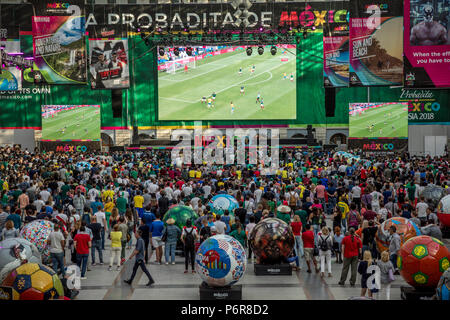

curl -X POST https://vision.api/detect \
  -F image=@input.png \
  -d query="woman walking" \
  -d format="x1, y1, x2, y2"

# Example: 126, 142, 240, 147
108, 224, 122, 271
290, 215, 303, 271
318, 226, 334, 277
378, 251, 395, 300
358, 250, 378, 298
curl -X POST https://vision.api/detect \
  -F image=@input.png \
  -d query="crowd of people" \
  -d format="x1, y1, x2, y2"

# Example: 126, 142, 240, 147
0, 145, 448, 299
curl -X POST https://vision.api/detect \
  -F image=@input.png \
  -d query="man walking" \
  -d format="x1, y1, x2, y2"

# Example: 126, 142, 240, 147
87, 216, 103, 265
47, 224, 65, 276
74, 226, 91, 280
388, 225, 401, 274
124, 230, 155, 286
73, 189, 86, 216
338, 227, 362, 286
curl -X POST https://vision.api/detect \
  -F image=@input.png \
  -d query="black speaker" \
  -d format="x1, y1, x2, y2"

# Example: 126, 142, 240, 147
325, 87, 336, 117
112, 89, 123, 118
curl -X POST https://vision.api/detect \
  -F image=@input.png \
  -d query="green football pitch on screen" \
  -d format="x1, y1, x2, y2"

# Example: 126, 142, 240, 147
41, 105, 101, 141
349, 103, 408, 138
157, 45, 297, 120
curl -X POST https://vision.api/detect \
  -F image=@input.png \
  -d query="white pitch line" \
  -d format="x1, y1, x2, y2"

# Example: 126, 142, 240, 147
159, 53, 280, 83
160, 96, 198, 103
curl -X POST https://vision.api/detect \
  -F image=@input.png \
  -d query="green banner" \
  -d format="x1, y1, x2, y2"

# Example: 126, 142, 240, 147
1, 34, 448, 129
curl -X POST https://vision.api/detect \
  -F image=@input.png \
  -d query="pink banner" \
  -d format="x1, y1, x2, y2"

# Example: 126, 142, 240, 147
404, 0, 450, 87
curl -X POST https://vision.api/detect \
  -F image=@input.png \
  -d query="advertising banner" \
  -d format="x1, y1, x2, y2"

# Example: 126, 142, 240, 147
89, 25, 129, 89
34, 0, 85, 16
349, 0, 403, 86
348, 138, 408, 153
80, 1, 348, 32
404, 0, 450, 87
32, 15, 87, 84
0, 67, 22, 91
40, 140, 101, 152
0, 26, 20, 54
399, 89, 450, 124
323, 22, 349, 87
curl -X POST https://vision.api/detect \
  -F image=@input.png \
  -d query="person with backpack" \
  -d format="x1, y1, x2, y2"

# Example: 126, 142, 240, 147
318, 226, 334, 277
347, 203, 361, 231
288, 187, 299, 212
181, 219, 199, 274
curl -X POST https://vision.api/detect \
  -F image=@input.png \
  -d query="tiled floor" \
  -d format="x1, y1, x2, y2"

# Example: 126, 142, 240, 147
73, 232, 449, 300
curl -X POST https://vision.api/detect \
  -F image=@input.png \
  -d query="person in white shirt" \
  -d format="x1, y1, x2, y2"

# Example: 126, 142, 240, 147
88, 187, 100, 202
94, 207, 107, 250
370, 189, 382, 213
351, 185, 361, 209
164, 186, 174, 201
190, 195, 200, 211
39, 188, 51, 203
415, 196, 428, 225
33, 195, 46, 214
245, 216, 257, 262
202, 184, 211, 198
182, 184, 193, 197
254, 188, 263, 204
213, 214, 227, 235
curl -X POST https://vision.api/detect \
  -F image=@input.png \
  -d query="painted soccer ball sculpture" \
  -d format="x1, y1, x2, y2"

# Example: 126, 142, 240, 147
375, 217, 421, 253
195, 235, 247, 287
1, 263, 64, 300
19, 220, 54, 264
436, 269, 450, 300
437, 194, 450, 227
398, 235, 450, 289
249, 218, 295, 264
163, 205, 199, 230
209, 194, 238, 217
0, 238, 41, 283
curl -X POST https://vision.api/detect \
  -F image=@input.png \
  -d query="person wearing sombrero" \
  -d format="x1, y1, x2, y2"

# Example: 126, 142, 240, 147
162, 218, 181, 265
276, 204, 292, 225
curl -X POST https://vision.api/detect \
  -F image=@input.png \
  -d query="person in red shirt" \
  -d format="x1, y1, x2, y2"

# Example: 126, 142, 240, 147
360, 168, 367, 180
74, 226, 92, 279
338, 227, 362, 286
290, 216, 303, 271
363, 203, 377, 221
301, 224, 319, 273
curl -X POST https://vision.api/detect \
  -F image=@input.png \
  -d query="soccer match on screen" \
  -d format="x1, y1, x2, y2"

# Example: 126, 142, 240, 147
157, 45, 297, 120
41, 105, 101, 141
349, 102, 409, 138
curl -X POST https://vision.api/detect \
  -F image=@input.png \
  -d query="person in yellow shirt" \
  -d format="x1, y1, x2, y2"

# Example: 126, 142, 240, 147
298, 184, 306, 199
189, 168, 196, 178
281, 168, 288, 180
236, 169, 242, 180
102, 186, 114, 203
195, 170, 202, 179
134, 190, 144, 218
104, 197, 115, 226
109, 224, 122, 271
